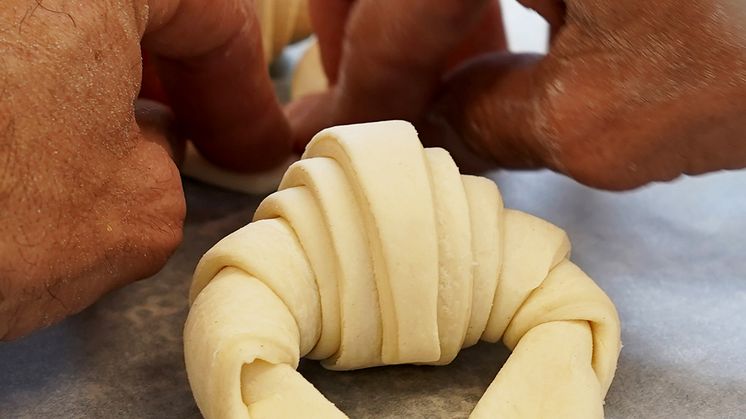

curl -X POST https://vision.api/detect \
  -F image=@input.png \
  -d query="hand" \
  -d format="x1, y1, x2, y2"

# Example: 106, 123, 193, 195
289, 0, 746, 189
0, 0, 289, 339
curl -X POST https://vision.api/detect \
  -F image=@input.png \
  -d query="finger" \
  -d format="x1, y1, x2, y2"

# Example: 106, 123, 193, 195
285, 92, 335, 153
139, 51, 169, 104
308, 0, 352, 84
142, 0, 292, 172
287, 0, 353, 147
427, 48, 730, 190
309, 0, 507, 86
290, 3, 508, 161
517, 0, 566, 36
135, 99, 185, 167
424, 52, 553, 171
290, 0, 492, 146
334, 0, 492, 123
446, 0, 508, 69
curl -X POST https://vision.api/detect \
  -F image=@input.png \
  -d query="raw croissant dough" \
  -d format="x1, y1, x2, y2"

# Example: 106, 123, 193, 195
184, 120, 622, 419
291, 41, 327, 100
256, 0, 313, 62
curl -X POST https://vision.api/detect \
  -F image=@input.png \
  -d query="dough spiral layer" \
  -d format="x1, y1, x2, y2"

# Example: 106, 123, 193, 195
184, 121, 622, 418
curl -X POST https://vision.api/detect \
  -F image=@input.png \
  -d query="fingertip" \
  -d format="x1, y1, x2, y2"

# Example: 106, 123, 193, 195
285, 92, 336, 152
446, 0, 508, 70
139, 51, 170, 105
433, 52, 549, 170
134, 99, 185, 167
418, 111, 496, 175
144, 0, 293, 174
308, 0, 351, 84
192, 117, 294, 173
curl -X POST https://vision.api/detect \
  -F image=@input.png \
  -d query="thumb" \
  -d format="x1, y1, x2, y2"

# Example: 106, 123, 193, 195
424, 53, 558, 172
420, 0, 568, 173
143, 0, 292, 173
285, 90, 336, 153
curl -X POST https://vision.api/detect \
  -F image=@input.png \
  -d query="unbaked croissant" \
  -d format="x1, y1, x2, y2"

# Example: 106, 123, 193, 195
184, 120, 622, 419
256, 0, 313, 62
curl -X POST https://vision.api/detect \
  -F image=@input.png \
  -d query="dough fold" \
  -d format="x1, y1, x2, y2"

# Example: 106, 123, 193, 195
184, 121, 622, 419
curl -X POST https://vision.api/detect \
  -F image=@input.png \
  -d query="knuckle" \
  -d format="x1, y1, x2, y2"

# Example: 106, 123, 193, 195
133, 211, 184, 276
140, 206, 184, 272
117, 141, 186, 279
560, 152, 647, 191
0, 272, 60, 341
135, 141, 187, 220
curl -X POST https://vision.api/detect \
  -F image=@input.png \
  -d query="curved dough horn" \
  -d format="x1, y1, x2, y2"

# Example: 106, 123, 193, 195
184, 120, 622, 419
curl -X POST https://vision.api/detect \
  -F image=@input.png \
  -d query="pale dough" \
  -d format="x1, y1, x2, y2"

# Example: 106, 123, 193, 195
291, 41, 328, 100
181, 142, 297, 195
256, 0, 313, 62
184, 120, 622, 418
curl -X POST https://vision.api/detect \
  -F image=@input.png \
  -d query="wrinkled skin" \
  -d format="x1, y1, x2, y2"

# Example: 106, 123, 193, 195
289, 0, 746, 189
0, 0, 291, 340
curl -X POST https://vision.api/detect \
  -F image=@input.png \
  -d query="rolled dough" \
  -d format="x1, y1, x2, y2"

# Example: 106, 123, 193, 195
184, 120, 622, 418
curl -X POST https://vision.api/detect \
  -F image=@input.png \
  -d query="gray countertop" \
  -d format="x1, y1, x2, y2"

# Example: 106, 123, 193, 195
2, 169, 745, 418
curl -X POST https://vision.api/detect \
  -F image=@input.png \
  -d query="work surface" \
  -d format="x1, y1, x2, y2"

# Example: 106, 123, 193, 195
1, 169, 745, 418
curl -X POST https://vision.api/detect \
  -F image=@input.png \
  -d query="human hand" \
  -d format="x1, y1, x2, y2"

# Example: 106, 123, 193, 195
0, 0, 289, 339
289, 0, 746, 189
